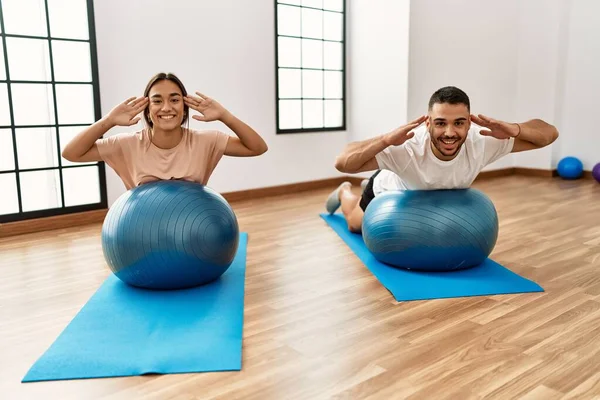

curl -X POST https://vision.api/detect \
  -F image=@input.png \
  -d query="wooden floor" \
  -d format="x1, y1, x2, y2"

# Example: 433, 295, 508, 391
1, 175, 600, 400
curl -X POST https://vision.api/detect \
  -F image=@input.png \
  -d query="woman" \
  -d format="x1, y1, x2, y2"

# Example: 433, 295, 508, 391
62, 72, 268, 189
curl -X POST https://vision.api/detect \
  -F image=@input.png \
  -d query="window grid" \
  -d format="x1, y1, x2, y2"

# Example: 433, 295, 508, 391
0, 1, 22, 214
0, 0, 107, 223
42, 0, 66, 208
275, 0, 346, 134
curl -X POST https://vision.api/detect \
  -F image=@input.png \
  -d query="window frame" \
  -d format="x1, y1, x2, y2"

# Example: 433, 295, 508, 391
274, 0, 347, 134
0, 0, 107, 223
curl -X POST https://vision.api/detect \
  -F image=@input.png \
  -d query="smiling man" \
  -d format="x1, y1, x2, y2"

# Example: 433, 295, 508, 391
326, 86, 559, 233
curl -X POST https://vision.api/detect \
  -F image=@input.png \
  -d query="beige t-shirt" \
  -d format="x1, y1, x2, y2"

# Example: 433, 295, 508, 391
96, 128, 229, 190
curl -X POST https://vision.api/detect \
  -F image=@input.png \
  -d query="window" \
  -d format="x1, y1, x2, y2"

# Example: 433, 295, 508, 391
275, 0, 346, 133
0, 0, 106, 223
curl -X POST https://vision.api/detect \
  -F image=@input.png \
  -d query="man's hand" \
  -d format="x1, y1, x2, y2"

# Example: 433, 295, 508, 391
384, 115, 428, 146
471, 114, 520, 140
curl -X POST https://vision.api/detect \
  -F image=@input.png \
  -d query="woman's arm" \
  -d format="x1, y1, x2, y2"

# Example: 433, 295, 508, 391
184, 92, 268, 157
62, 96, 148, 162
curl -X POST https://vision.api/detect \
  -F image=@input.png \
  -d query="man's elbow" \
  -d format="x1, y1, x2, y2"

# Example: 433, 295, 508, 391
546, 125, 559, 146
334, 156, 351, 173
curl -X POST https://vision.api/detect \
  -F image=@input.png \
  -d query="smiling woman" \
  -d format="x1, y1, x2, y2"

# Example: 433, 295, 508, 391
60, 71, 268, 191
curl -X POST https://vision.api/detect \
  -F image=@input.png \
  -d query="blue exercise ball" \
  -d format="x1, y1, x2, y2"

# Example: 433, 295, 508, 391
101, 180, 239, 290
362, 189, 498, 272
557, 156, 584, 179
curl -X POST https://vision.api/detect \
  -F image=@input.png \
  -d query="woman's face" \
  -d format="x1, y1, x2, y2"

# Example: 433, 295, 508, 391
147, 80, 185, 131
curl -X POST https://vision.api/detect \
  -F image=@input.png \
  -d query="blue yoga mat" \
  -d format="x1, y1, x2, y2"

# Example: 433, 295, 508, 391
22, 233, 248, 382
321, 214, 543, 301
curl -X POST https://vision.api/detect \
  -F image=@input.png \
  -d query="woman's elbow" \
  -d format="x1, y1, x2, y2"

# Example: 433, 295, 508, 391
254, 143, 268, 156
61, 149, 75, 162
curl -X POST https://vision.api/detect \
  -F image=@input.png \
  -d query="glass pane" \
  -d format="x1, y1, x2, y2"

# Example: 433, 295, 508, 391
302, 0, 322, 8
56, 84, 95, 124
277, 5, 301, 37
302, 70, 323, 98
302, 8, 323, 39
6, 38, 52, 81
324, 71, 343, 98
278, 100, 301, 130
0, 129, 15, 171
278, 0, 301, 5
278, 37, 301, 68
324, 41, 343, 70
0, 173, 19, 215
52, 40, 92, 82
323, 11, 343, 41
303, 100, 323, 128
11, 84, 55, 126
323, 0, 344, 12
0, 41, 5, 80
278, 68, 301, 99
47, 0, 89, 40
0, 84, 11, 126
63, 165, 100, 206
325, 100, 343, 127
1, 0, 48, 37
59, 126, 95, 166
16, 127, 59, 169
20, 169, 62, 212
302, 39, 323, 69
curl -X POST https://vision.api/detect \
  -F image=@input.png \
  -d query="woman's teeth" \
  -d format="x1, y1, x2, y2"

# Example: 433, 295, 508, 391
160, 115, 174, 120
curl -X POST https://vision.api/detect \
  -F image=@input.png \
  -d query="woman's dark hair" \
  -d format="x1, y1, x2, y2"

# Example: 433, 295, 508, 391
143, 72, 189, 128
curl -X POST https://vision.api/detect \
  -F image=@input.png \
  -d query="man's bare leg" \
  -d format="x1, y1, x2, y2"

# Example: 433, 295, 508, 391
324, 182, 364, 233
339, 184, 364, 233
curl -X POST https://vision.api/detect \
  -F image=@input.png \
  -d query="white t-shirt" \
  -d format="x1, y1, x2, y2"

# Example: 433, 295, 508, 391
372, 124, 514, 195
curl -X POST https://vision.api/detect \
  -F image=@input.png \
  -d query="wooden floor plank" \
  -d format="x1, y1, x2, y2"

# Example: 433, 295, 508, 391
1, 175, 599, 399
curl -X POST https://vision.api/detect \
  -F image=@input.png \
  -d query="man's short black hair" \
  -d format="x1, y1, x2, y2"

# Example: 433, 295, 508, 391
428, 86, 470, 111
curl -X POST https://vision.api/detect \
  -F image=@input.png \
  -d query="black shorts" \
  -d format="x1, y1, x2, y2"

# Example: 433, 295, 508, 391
359, 170, 382, 212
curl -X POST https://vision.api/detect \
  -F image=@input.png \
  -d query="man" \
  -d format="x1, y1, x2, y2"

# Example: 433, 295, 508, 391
326, 86, 559, 233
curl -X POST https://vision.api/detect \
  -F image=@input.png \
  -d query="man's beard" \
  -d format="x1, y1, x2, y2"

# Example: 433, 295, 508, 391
429, 126, 463, 158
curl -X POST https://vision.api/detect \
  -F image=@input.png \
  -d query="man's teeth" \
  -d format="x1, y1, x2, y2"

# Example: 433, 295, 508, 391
441, 138, 458, 144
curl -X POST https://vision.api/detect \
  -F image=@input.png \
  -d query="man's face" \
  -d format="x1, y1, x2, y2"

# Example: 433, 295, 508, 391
427, 102, 471, 161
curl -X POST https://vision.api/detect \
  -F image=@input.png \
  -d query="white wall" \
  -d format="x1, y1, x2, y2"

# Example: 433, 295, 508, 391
407, 0, 519, 172
555, 0, 600, 170
92, 0, 348, 205
408, 0, 598, 172
348, 0, 411, 141
93, 0, 600, 207
513, 0, 566, 170
347, 0, 411, 179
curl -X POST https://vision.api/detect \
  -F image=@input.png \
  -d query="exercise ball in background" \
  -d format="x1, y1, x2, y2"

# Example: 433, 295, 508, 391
101, 180, 239, 290
593, 163, 600, 183
362, 189, 499, 272
557, 156, 584, 179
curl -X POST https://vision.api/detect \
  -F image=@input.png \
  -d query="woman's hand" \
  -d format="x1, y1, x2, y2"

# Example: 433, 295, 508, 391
107, 96, 149, 126
184, 92, 229, 122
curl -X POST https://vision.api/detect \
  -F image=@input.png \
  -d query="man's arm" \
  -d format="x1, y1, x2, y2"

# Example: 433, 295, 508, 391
334, 116, 427, 173
334, 135, 392, 173
471, 114, 559, 153
511, 119, 559, 153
